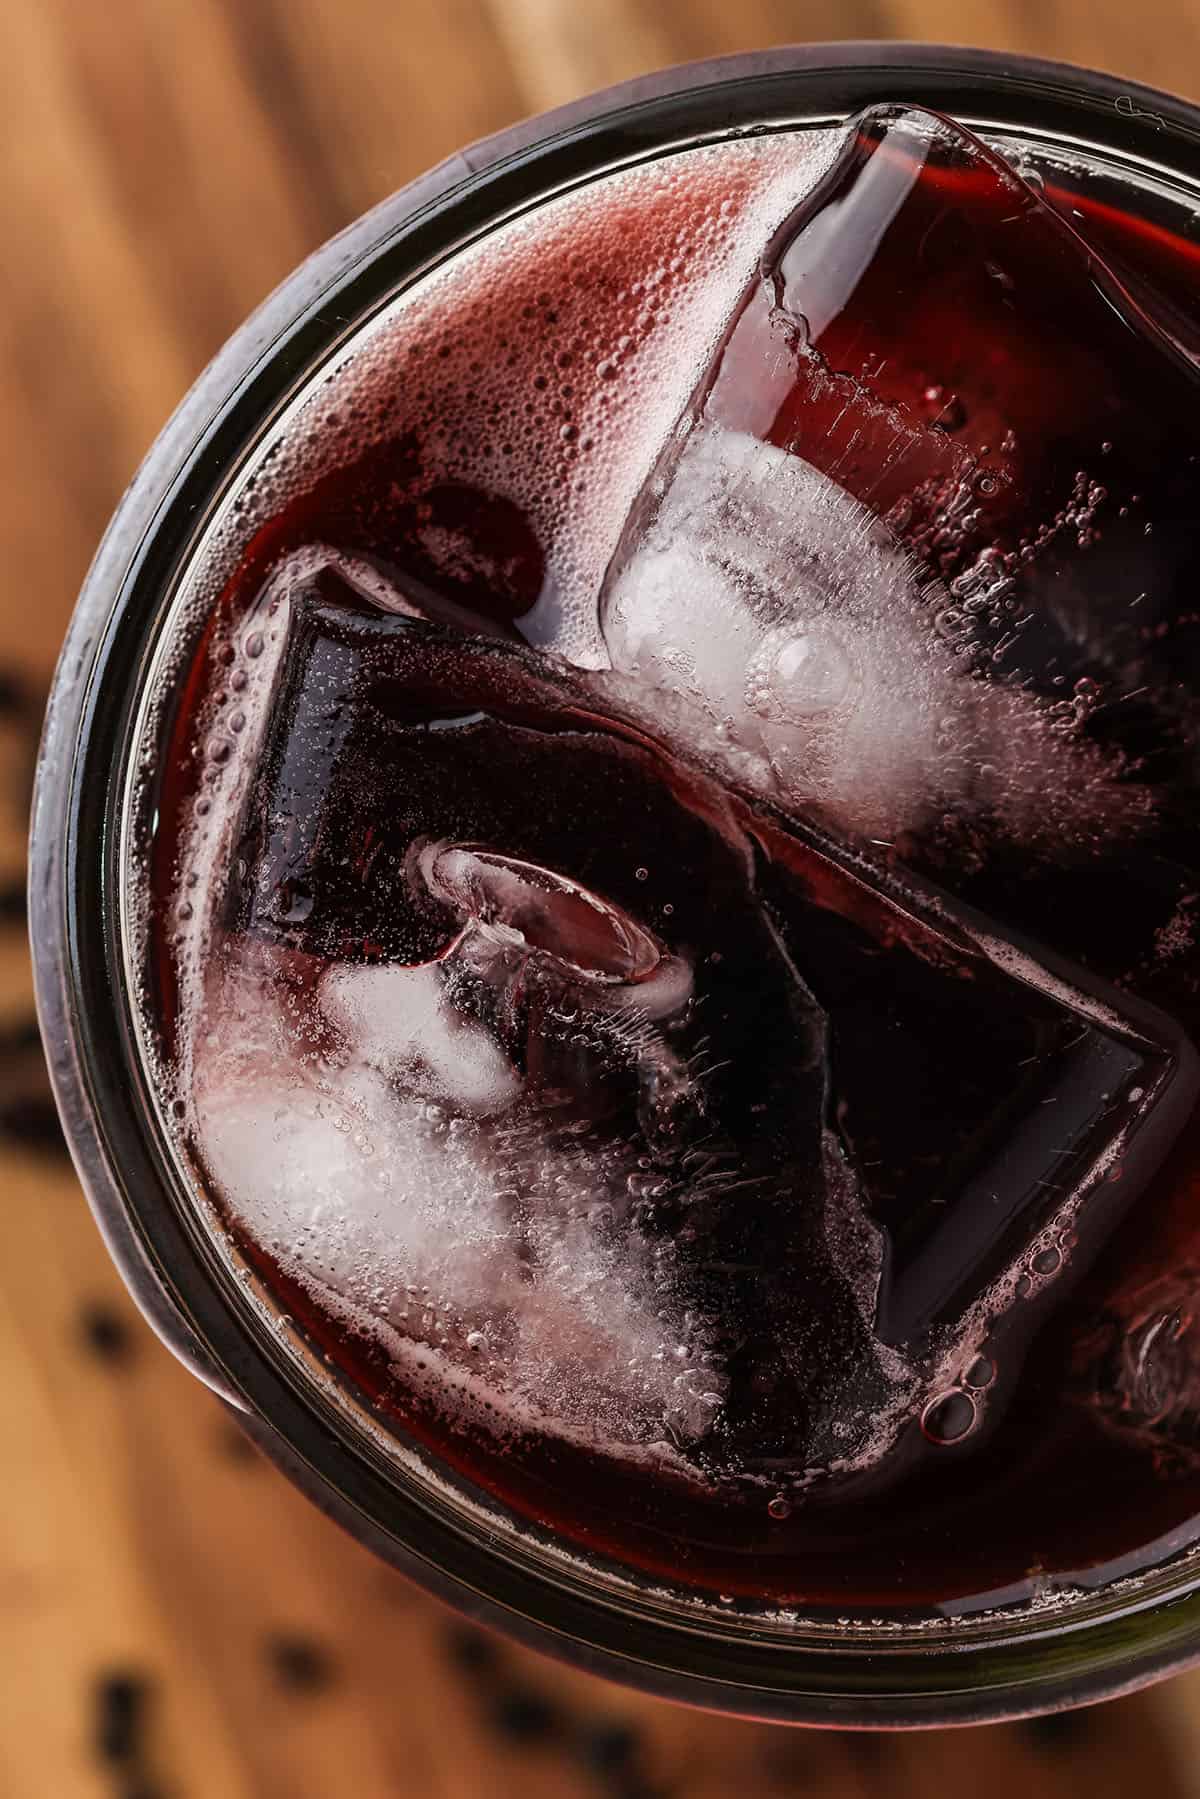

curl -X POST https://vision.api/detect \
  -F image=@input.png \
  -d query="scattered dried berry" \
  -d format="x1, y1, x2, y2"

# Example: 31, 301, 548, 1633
0, 1015, 66, 1156
575, 1719, 640, 1776
0, 1093, 65, 1154
264, 1632, 335, 1693
79, 1302, 134, 1366
1022, 1707, 1093, 1751
93, 1670, 151, 1765
444, 1623, 499, 1678
217, 1419, 260, 1464
488, 1685, 562, 1743
0, 878, 26, 922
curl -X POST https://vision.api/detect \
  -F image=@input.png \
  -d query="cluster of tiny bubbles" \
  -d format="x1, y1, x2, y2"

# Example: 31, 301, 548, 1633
123, 522, 244, 1059
199, 626, 268, 785
1048, 673, 1106, 737
924, 545, 1023, 686
1018, 466, 1111, 567
997, 1214, 1080, 1305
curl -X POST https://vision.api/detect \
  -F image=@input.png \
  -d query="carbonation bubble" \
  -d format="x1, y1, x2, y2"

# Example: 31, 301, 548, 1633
921, 384, 967, 430
746, 628, 854, 720
921, 1389, 978, 1445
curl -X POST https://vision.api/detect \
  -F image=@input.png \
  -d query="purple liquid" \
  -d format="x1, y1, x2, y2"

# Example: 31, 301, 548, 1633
143, 109, 1200, 1614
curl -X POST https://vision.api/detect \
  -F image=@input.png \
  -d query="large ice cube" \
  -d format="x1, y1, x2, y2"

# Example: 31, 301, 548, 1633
600, 417, 1152, 858
601, 103, 1200, 866
175, 569, 1198, 1493
185, 573, 905, 1469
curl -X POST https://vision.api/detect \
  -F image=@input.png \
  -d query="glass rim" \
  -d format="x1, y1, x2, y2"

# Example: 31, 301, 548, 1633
30, 41, 1200, 1724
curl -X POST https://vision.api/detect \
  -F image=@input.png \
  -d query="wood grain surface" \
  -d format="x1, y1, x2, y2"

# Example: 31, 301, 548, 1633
7, 3, 1200, 1795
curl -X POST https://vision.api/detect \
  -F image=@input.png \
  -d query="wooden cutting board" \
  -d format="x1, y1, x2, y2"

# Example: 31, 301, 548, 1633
4, 3, 1200, 1793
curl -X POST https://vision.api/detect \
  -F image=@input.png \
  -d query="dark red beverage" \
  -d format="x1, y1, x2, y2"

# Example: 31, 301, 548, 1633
142, 103, 1200, 1621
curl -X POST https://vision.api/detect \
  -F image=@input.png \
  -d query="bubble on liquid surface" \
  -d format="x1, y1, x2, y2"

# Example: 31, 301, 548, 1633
921, 1389, 978, 1445
964, 1356, 996, 1390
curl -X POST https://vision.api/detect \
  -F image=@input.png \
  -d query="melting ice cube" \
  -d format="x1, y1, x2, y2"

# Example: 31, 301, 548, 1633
176, 564, 1198, 1489
601, 103, 1200, 864
187, 573, 885, 1463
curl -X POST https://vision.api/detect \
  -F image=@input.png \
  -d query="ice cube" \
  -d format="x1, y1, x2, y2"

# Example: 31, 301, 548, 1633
747, 794, 1199, 1347
176, 568, 1199, 1489
181, 575, 923, 1474
192, 937, 725, 1454
601, 419, 1151, 857
320, 961, 523, 1117
174, 559, 749, 1456
600, 102, 1200, 865
602, 422, 968, 842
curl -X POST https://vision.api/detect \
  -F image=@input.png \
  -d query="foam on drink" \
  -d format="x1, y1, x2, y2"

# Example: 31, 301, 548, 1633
190, 130, 848, 665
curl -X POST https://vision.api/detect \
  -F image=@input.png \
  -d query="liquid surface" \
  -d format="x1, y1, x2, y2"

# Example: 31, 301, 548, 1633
140, 107, 1200, 1617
